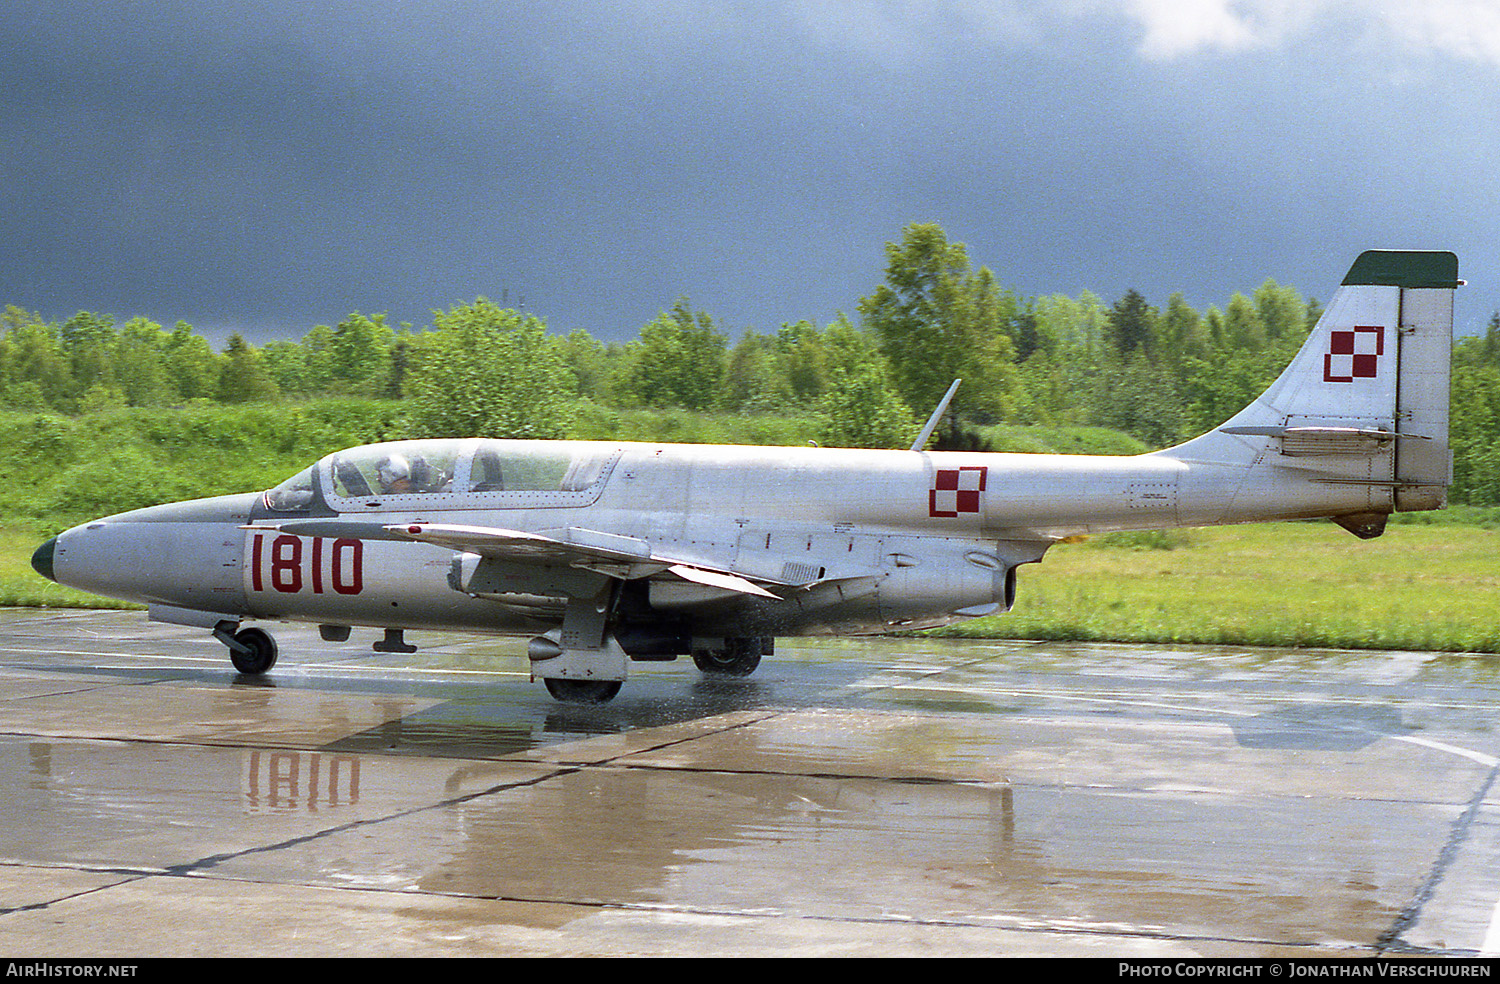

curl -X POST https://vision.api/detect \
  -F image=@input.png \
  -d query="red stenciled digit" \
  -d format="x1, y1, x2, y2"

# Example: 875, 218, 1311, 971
311, 536, 324, 594
271, 535, 303, 593
331, 538, 362, 595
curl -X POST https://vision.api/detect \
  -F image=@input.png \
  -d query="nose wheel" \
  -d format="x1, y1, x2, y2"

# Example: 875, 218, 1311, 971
223, 627, 278, 675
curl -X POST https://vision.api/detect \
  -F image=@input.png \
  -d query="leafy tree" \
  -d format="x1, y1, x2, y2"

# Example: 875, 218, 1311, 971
164, 322, 222, 401
1005, 306, 1041, 363
60, 311, 117, 399
1089, 360, 1183, 449
1451, 362, 1500, 504
775, 320, 830, 401
559, 329, 627, 403
1303, 296, 1324, 331
219, 333, 280, 403
114, 317, 174, 406
0, 307, 70, 408
300, 323, 337, 393
385, 333, 412, 399
1162, 292, 1210, 365
262, 338, 314, 396
1177, 346, 1292, 435
1221, 293, 1267, 351
1253, 279, 1307, 343
406, 299, 575, 439
723, 331, 793, 412
818, 362, 914, 449
1032, 291, 1109, 362
820, 313, 885, 375
1455, 312, 1500, 367
1108, 289, 1156, 359
328, 312, 394, 393
624, 298, 728, 410
859, 223, 1019, 424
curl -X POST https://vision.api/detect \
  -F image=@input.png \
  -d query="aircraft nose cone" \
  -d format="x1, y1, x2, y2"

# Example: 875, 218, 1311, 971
31, 536, 56, 582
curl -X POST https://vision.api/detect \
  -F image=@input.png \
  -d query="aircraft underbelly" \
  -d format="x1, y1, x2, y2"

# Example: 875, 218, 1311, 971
690, 533, 1021, 637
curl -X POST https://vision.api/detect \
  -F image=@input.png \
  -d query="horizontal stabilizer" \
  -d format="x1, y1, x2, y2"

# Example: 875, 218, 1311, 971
1219, 424, 1430, 457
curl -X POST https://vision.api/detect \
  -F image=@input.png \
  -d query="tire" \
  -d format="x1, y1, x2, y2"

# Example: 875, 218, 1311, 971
691, 637, 762, 676
543, 678, 622, 703
230, 628, 278, 675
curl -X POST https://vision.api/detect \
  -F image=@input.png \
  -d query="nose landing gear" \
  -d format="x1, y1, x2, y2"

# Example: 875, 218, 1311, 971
214, 621, 278, 675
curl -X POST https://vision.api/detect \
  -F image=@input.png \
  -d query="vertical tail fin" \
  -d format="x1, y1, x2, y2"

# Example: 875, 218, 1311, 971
1160, 250, 1458, 529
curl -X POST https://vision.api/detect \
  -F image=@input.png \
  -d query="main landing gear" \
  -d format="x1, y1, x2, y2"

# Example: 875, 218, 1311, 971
543, 679, 623, 703
691, 636, 770, 677
532, 634, 773, 703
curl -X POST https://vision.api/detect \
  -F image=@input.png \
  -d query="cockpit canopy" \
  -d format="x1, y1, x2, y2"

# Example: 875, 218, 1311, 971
264, 439, 616, 513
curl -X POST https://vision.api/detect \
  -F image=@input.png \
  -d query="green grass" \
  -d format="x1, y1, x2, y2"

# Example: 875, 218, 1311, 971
1389, 504, 1500, 528
935, 521, 1500, 653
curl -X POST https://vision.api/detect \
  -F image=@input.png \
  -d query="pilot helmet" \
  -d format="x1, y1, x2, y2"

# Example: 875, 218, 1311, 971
376, 454, 411, 487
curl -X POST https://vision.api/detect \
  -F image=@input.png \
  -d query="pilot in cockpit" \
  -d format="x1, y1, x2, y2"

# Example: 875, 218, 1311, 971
375, 454, 416, 494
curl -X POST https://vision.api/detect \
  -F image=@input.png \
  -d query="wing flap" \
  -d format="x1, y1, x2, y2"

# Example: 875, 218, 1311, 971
666, 564, 780, 600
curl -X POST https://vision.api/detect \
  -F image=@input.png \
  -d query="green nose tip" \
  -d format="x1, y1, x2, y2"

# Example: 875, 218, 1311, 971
31, 536, 56, 582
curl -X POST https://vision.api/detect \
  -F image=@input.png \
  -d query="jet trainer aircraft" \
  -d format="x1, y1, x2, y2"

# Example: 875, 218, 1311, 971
31, 250, 1459, 701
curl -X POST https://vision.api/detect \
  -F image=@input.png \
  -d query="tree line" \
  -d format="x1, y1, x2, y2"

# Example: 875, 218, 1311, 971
4, 223, 1499, 504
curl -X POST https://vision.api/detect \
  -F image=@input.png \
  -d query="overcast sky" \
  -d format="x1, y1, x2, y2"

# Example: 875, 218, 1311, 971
3, 0, 1497, 345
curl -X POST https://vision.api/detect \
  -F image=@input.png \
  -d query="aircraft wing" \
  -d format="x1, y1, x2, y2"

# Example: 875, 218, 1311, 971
253, 520, 781, 600
389, 521, 650, 563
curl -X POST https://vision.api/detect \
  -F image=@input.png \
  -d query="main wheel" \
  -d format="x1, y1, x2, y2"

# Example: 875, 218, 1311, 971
229, 628, 278, 675
691, 636, 763, 676
543, 678, 622, 703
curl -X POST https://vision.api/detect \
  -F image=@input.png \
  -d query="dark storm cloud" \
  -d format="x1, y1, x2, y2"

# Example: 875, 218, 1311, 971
2, 1, 1497, 343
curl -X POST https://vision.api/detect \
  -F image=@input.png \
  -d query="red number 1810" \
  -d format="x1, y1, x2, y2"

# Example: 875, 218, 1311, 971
250, 533, 363, 595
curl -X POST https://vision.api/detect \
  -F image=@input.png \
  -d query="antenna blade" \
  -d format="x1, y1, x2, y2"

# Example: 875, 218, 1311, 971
909, 379, 961, 452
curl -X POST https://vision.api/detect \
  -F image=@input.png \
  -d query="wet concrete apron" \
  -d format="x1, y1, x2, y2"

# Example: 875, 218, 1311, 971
0, 609, 1496, 956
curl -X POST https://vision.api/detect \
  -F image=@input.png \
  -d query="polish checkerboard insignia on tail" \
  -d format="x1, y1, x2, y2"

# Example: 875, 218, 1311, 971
1323, 325, 1383, 382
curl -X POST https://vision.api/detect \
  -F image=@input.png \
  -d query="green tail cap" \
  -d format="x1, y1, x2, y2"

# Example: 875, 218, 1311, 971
1343, 250, 1459, 289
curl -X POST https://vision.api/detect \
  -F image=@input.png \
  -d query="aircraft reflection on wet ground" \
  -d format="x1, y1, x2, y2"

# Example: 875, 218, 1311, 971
2, 608, 1500, 957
